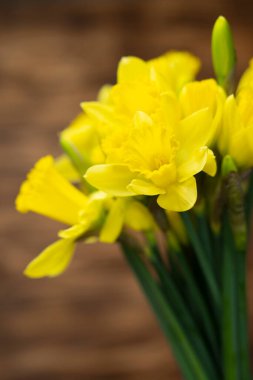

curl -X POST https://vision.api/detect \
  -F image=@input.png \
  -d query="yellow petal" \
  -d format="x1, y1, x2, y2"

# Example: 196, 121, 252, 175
148, 51, 200, 92
55, 155, 80, 182
97, 84, 112, 103
158, 93, 181, 126
149, 163, 177, 188
117, 56, 148, 83
111, 82, 155, 115
218, 95, 238, 154
177, 147, 208, 181
81, 102, 119, 130
157, 177, 197, 212
58, 224, 87, 239
99, 198, 127, 243
24, 239, 75, 278
177, 108, 213, 155
124, 201, 156, 231
230, 128, 253, 168
180, 79, 225, 145
203, 149, 217, 176
237, 58, 253, 92
127, 178, 165, 195
85, 164, 136, 196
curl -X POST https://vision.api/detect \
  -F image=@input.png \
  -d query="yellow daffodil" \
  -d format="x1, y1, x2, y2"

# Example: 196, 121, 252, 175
16, 155, 156, 277
218, 88, 253, 168
15, 156, 103, 277
82, 52, 200, 138
85, 97, 217, 212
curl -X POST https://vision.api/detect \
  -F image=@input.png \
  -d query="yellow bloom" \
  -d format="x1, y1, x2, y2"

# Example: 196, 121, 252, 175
218, 89, 253, 168
85, 98, 217, 212
16, 155, 156, 277
80, 53, 219, 212
82, 52, 200, 138
16, 155, 88, 225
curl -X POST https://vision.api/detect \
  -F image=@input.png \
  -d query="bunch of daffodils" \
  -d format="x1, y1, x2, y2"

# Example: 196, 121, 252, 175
16, 17, 253, 380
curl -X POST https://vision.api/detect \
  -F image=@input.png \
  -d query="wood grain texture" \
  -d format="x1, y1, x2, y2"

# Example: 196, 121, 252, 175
1, 1, 253, 379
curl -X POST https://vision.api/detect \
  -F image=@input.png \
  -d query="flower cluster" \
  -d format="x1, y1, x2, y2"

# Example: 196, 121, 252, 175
16, 18, 253, 278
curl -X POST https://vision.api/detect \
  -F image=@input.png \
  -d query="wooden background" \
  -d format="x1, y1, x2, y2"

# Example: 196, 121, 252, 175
1, 1, 253, 379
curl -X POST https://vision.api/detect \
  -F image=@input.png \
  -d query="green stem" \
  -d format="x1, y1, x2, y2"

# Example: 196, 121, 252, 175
150, 248, 220, 380
168, 244, 221, 367
222, 216, 239, 380
246, 170, 253, 226
181, 213, 220, 312
236, 247, 251, 380
196, 213, 213, 264
121, 242, 211, 380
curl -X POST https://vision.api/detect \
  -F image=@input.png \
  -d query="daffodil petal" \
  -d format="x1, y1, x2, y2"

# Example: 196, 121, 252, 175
85, 164, 135, 196
81, 102, 118, 127
55, 155, 80, 182
117, 56, 148, 83
177, 108, 213, 155
157, 177, 197, 212
203, 149, 217, 176
100, 199, 127, 243
127, 179, 165, 195
177, 146, 208, 181
230, 129, 253, 167
58, 224, 87, 239
124, 201, 156, 231
24, 239, 75, 278
218, 95, 238, 154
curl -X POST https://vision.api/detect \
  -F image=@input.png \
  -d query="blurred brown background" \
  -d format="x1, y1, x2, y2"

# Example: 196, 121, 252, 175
1, 1, 253, 379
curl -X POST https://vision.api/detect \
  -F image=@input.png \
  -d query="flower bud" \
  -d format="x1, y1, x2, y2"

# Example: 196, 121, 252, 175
212, 16, 236, 92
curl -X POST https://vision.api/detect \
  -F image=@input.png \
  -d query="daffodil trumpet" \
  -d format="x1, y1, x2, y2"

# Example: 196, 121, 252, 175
16, 16, 253, 380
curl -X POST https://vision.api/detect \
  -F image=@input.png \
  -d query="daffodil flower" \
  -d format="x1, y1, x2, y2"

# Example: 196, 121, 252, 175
85, 100, 217, 212
16, 156, 156, 277
82, 52, 200, 139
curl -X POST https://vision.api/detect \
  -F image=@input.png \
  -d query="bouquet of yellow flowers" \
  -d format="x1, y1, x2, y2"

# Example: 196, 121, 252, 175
16, 16, 253, 379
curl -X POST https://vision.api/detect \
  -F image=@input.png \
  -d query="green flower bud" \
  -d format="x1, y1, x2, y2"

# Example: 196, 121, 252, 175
212, 16, 236, 92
